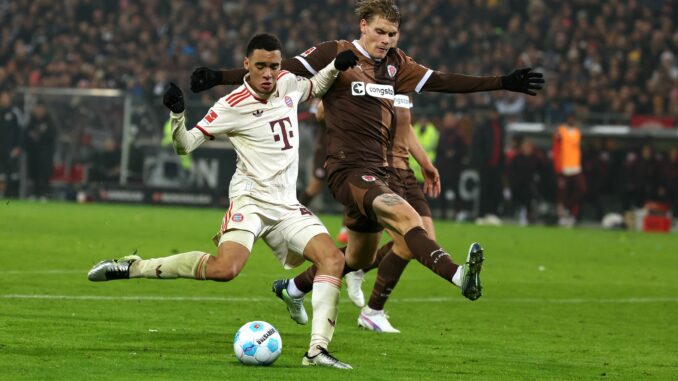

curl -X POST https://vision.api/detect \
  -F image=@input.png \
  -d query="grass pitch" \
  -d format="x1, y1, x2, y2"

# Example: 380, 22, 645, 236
1, 201, 677, 380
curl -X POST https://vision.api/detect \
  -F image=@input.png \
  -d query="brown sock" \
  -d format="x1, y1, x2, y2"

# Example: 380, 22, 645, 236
404, 226, 458, 284
293, 247, 356, 293
367, 249, 409, 310
361, 241, 393, 273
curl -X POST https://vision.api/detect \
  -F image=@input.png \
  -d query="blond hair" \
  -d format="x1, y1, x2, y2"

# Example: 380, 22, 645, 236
355, 0, 401, 25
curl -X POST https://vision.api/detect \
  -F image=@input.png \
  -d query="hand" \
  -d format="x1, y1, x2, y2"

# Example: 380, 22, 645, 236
334, 50, 359, 71
190, 67, 220, 93
421, 164, 441, 199
163, 82, 185, 113
501, 68, 544, 96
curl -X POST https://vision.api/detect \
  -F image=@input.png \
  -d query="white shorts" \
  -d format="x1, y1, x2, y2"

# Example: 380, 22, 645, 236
213, 195, 328, 269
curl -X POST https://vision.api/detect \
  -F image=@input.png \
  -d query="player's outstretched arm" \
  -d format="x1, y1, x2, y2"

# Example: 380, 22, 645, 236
421, 68, 544, 96
163, 83, 206, 155
308, 50, 359, 98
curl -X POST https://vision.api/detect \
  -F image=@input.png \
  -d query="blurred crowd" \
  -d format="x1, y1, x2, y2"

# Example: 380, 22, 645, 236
1, 0, 677, 123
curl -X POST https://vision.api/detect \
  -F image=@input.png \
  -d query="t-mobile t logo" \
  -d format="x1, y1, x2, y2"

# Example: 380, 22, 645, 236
269, 117, 294, 150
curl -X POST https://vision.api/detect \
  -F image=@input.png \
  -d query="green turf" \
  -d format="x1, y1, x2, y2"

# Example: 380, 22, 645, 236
1, 201, 677, 380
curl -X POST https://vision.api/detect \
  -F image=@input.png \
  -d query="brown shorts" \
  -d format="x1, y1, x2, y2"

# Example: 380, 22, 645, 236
391, 168, 432, 218
326, 165, 396, 233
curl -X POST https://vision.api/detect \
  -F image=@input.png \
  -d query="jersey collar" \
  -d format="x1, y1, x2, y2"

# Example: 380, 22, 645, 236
352, 40, 381, 63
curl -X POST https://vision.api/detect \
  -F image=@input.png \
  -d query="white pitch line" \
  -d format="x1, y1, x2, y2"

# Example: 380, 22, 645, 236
2, 294, 678, 304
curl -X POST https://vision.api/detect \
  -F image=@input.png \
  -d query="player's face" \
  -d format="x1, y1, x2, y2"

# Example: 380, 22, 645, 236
244, 49, 282, 95
359, 15, 399, 60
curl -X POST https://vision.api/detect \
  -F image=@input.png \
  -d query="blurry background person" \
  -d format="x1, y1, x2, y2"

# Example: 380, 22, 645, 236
25, 103, 56, 200
89, 137, 121, 184
435, 111, 466, 220
508, 138, 540, 226
409, 115, 439, 189
0, 90, 22, 198
471, 109, 505, 225
552, 114, 586, 227
663, 147, 678, 219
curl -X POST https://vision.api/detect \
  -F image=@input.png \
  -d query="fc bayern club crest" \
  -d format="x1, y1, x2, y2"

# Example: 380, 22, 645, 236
284, 96, 294, 108
361, 175, 376, 182
231, 213, 244, 222
387, 64, 397, 78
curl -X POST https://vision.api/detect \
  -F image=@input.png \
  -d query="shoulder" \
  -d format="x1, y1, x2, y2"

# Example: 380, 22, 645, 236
389, 47, 409, 62
220, 86, 250, 108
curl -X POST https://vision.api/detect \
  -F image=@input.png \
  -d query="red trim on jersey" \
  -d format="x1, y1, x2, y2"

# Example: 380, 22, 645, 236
305, 79, 313, 102
195, 125, 215, 140
221, 201, 234, 233
226, 88, 247, 103
227, 89, 250, 107
277, 70, 290, 79
229, 92, 250, 107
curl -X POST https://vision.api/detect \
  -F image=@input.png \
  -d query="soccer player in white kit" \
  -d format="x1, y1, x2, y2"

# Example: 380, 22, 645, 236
87, 34, 358, 369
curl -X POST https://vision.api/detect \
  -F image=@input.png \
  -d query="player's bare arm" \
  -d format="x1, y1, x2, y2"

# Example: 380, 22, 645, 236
407, 125, 441, 198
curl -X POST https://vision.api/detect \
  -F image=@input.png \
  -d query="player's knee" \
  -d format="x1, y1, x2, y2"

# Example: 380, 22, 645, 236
315, 249, 345, 273
391, 210, 422, 235
209, 264, 241, 282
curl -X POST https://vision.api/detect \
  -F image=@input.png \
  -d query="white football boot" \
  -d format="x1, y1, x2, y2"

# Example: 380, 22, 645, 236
357, 306, 400, 333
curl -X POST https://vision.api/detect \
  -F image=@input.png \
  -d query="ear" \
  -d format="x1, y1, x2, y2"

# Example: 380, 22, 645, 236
359, 19, 367, 35
243, 57, 249, 71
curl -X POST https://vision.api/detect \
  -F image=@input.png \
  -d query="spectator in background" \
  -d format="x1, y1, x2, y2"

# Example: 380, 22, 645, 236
435, 111, 466, 220
663, 147, 678, 218
408, 115, 438, 187
25, 103, 56, 199
90, 137, 121, 184
552, 114, 586, 226
508, 137, 540, 226
582, 138, 609, 221
471, 109, 504, 225
0, 90, 22, 198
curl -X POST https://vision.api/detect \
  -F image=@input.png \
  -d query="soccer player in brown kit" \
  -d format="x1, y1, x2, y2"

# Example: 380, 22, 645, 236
273, 94, 443, 333
191, 0, 544, 324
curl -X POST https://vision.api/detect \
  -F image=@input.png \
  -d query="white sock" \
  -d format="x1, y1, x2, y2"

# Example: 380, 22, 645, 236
452, 266, 463, 288
286, 279, 305, 298
309, 275, 341, 356
129, 251, 209, 279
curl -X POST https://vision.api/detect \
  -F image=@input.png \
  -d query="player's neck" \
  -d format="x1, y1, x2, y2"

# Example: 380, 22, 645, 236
245, 77, 274, 100
355, 39, 381, 63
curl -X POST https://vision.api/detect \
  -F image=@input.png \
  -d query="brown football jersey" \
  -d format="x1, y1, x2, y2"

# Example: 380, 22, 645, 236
283, 40, 431, 169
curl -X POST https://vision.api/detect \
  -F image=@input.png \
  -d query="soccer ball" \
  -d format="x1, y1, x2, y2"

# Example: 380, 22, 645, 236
233, 321, 282, 365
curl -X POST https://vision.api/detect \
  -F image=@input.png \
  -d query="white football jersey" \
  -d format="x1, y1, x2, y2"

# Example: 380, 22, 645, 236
195, 71, 313, 203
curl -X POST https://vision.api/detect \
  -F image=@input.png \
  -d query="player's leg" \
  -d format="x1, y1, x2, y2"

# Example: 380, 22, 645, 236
358, 230, 409, 333
370, 193, 484, 301
299, 234, 351, 368
267, 213, 351, 369
87, 230, 253, 282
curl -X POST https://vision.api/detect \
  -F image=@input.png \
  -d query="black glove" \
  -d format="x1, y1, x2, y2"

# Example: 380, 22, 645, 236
163, 82, 185, 113
501, 68, 545, 96
190, 67, 220, 93
334, 50, 359, 71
